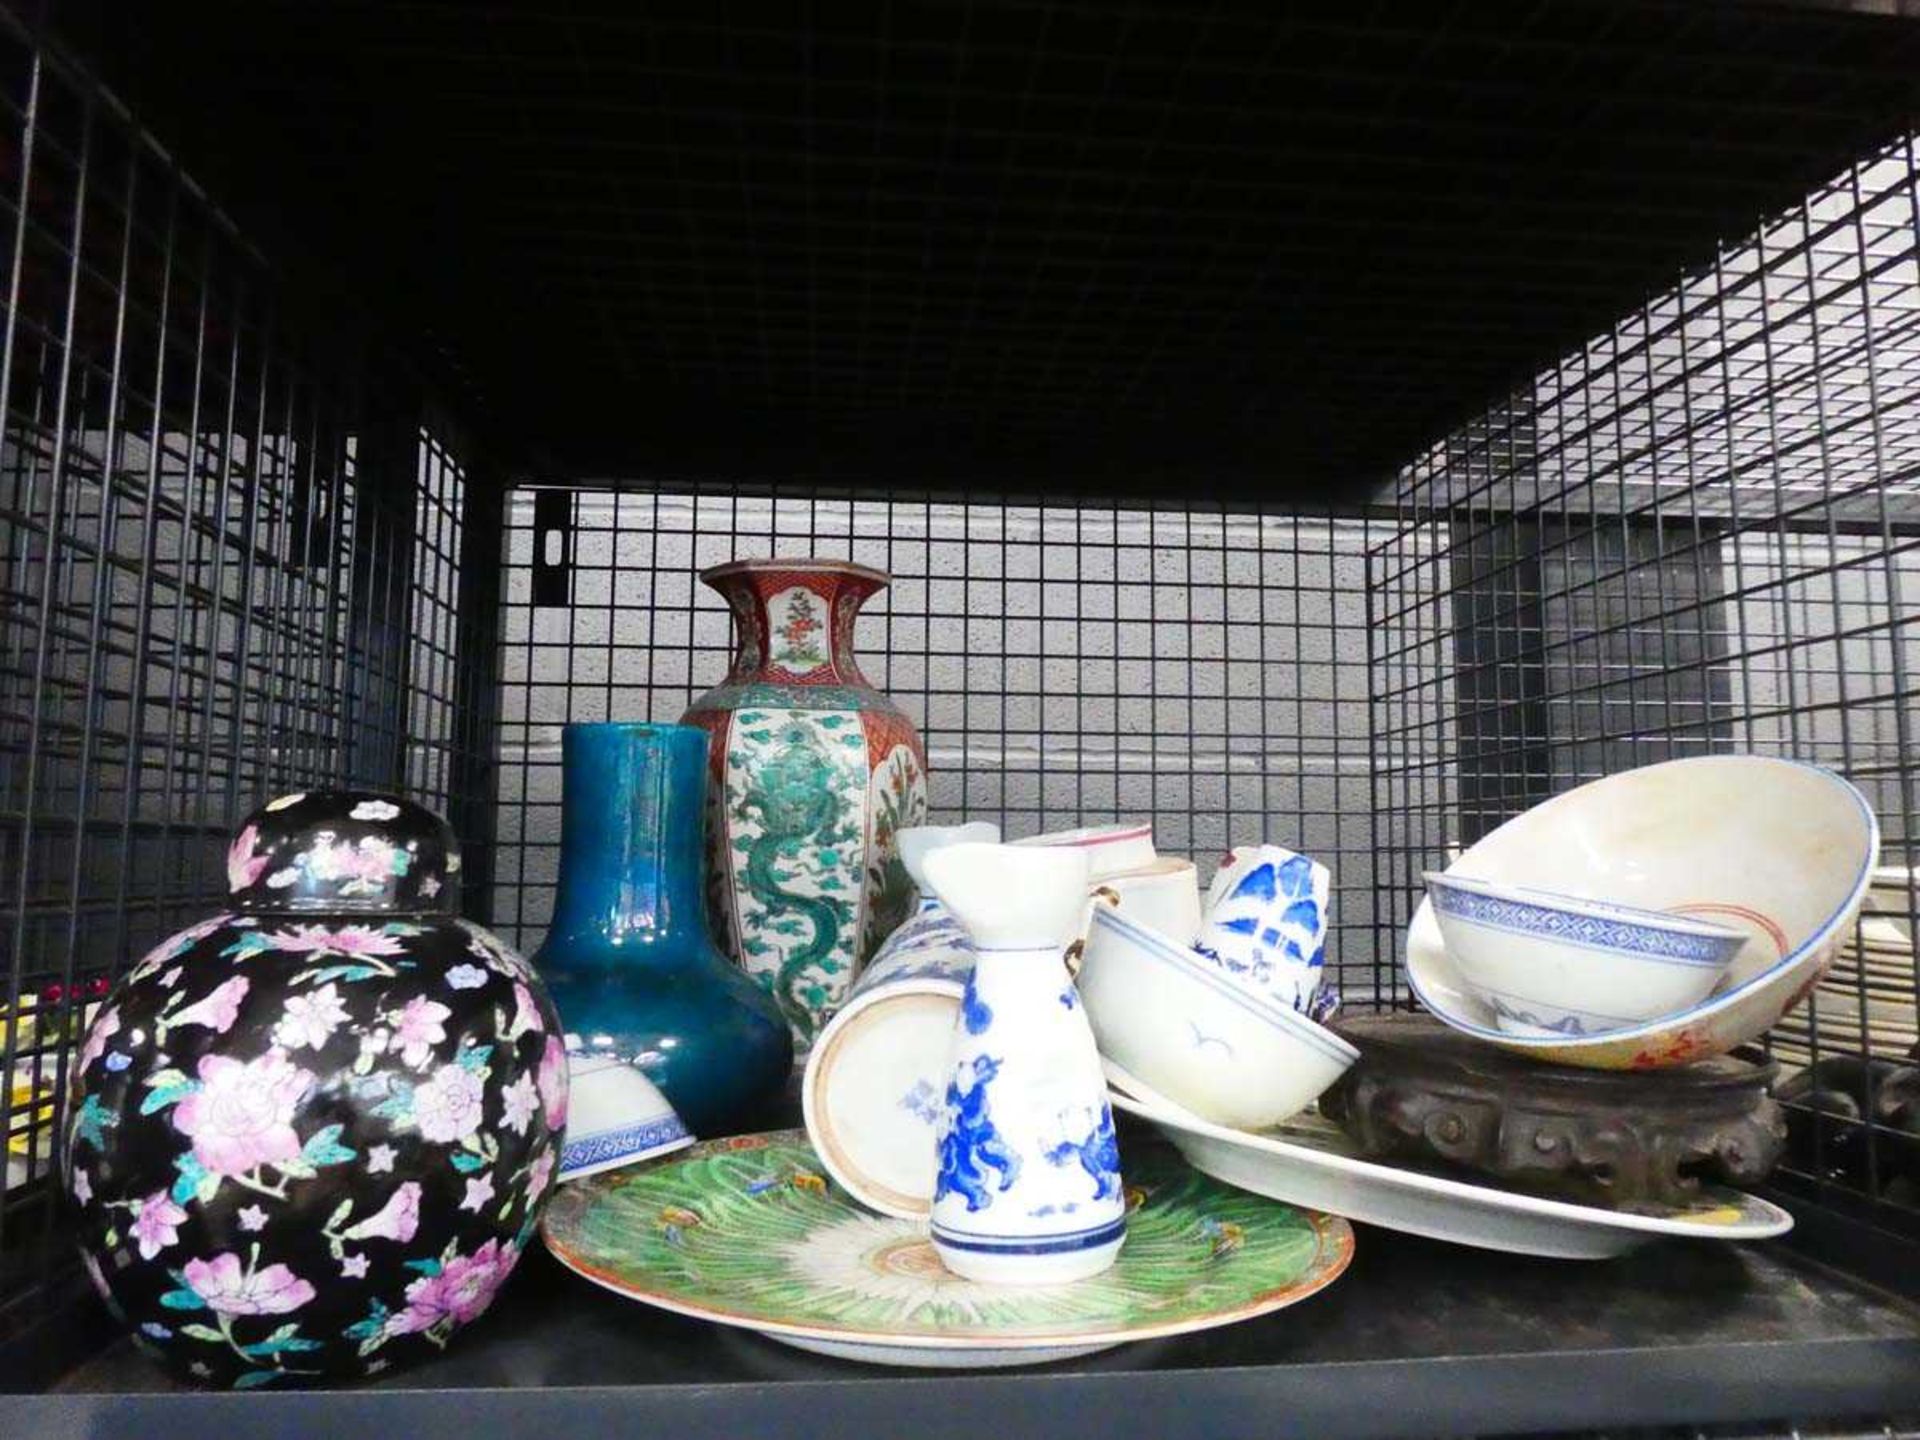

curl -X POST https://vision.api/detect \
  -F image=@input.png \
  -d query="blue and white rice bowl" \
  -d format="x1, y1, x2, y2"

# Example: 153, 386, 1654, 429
559, 1052, 694, 1182
1076, 901, 1357, 1132
1405, 755, 1879, 1070
1422, 872, 1747, 1038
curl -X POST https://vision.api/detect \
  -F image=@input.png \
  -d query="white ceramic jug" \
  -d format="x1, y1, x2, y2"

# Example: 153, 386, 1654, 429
921, 842, 1125, 1285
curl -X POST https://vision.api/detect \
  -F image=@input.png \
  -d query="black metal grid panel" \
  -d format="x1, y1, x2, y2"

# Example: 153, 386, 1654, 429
489, 486, 1391, 996
0, 15, 484, 1330
1371, 138, 1920, 1226
407, 429, 466, 809
66, 2, 1920, 492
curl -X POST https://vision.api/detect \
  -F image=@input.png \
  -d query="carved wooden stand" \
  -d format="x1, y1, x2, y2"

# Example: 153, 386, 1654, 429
1322, 1013, 1784, 1210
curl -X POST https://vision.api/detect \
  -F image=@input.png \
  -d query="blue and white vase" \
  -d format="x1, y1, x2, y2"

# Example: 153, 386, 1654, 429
799, 822, 998, 1218
921, 843, 1124, 1286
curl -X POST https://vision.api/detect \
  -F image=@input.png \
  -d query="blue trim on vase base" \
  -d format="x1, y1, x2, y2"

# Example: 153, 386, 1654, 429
930, 1215, 1128, 1255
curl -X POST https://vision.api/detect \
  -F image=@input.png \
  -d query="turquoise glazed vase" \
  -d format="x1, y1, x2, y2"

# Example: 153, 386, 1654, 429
682, 558, 930, 1052
532, 723, 792, 1137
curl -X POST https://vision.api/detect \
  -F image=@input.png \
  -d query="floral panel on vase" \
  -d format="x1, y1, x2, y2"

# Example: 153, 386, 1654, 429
682, 558, 929, 1049
64, 791, 567, 1388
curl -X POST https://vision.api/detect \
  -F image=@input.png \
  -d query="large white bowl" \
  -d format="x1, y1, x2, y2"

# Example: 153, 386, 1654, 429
1407, 756, 1878, 1069
1423, 871, 1747, 1038
1077, 902, 1356, 1130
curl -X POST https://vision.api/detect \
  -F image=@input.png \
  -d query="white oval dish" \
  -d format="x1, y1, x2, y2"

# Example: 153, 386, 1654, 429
1104, 1061, 1794, 1260
1407, 756, 1878, 1069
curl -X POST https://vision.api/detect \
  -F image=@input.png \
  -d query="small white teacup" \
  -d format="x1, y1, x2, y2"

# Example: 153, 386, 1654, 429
1199, 844, 1331, 1014
1098, 857, 1203, 946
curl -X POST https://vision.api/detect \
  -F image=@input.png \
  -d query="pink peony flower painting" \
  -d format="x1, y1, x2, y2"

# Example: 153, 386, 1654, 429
172, 1049, 315, 1177
386, 1238, 519, 1337
412, 1062, 485, 1144
268, 924, 407, 960
389, 995, 452, 1068
499, 1073, 538, 1136
183, 1252, 316, 1316
273, 983, 351, 1050
301, 836, 402, 893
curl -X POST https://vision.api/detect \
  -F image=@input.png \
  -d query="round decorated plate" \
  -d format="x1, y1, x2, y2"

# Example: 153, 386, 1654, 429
541, 1129, 1353, 1368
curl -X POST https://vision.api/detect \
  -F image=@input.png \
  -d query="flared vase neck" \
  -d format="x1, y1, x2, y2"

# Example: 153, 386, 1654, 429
701, 558, 887, 690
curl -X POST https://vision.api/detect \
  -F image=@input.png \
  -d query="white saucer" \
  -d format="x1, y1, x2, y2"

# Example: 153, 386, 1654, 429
1104, 1060, 1794, 1260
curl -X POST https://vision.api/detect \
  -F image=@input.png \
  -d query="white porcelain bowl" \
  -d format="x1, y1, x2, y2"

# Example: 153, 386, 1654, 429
560, 1053, 695, 1181
1077, 901, 1356, 1131
1098, 856, 1204, 945
1422, 872, 1747, 1038
1014, 823, 1157, 881
1406, 756, 1878, 1069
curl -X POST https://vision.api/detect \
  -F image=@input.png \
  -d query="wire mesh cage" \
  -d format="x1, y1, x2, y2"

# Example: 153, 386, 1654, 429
0, 22, 490, 1331
0, 0, 1918, 1400
1373, 139, 1920, 1225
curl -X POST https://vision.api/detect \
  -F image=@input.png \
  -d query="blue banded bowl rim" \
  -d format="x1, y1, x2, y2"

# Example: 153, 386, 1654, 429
559, 1114, 696, 1180
1089, 903, 1359, 1065
1421, 871, 1750, 942
1407, 756, 1880, 1046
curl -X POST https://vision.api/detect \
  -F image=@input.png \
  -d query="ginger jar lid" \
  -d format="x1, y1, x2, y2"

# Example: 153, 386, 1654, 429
225, 790, 461, 915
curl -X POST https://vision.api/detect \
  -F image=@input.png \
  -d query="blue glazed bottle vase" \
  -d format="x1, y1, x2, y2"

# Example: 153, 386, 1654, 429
532, 723, 793, 1137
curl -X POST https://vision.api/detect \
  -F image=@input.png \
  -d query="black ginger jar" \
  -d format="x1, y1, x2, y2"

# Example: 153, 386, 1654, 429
64, 790, 568, 1388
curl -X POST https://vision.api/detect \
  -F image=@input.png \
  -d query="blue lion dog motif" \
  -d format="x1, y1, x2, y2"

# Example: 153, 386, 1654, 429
936, 1054, 1021, 1212
1044, 1105, 1121, 1202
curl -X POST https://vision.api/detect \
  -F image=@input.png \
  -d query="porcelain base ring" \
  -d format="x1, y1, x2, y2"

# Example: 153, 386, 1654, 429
770, 1334, 1123, 1368
930, 1228, 1126, 1286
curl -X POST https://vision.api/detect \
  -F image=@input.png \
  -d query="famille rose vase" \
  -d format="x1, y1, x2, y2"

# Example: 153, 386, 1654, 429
64, 791, 567, 1388
682, 558, 930, 1049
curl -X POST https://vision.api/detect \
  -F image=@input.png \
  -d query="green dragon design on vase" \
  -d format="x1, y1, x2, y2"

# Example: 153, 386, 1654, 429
683, 559, 930, 1049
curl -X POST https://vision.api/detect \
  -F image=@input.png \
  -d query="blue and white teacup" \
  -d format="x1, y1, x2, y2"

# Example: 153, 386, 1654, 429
1199, 844, 1331, 1014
